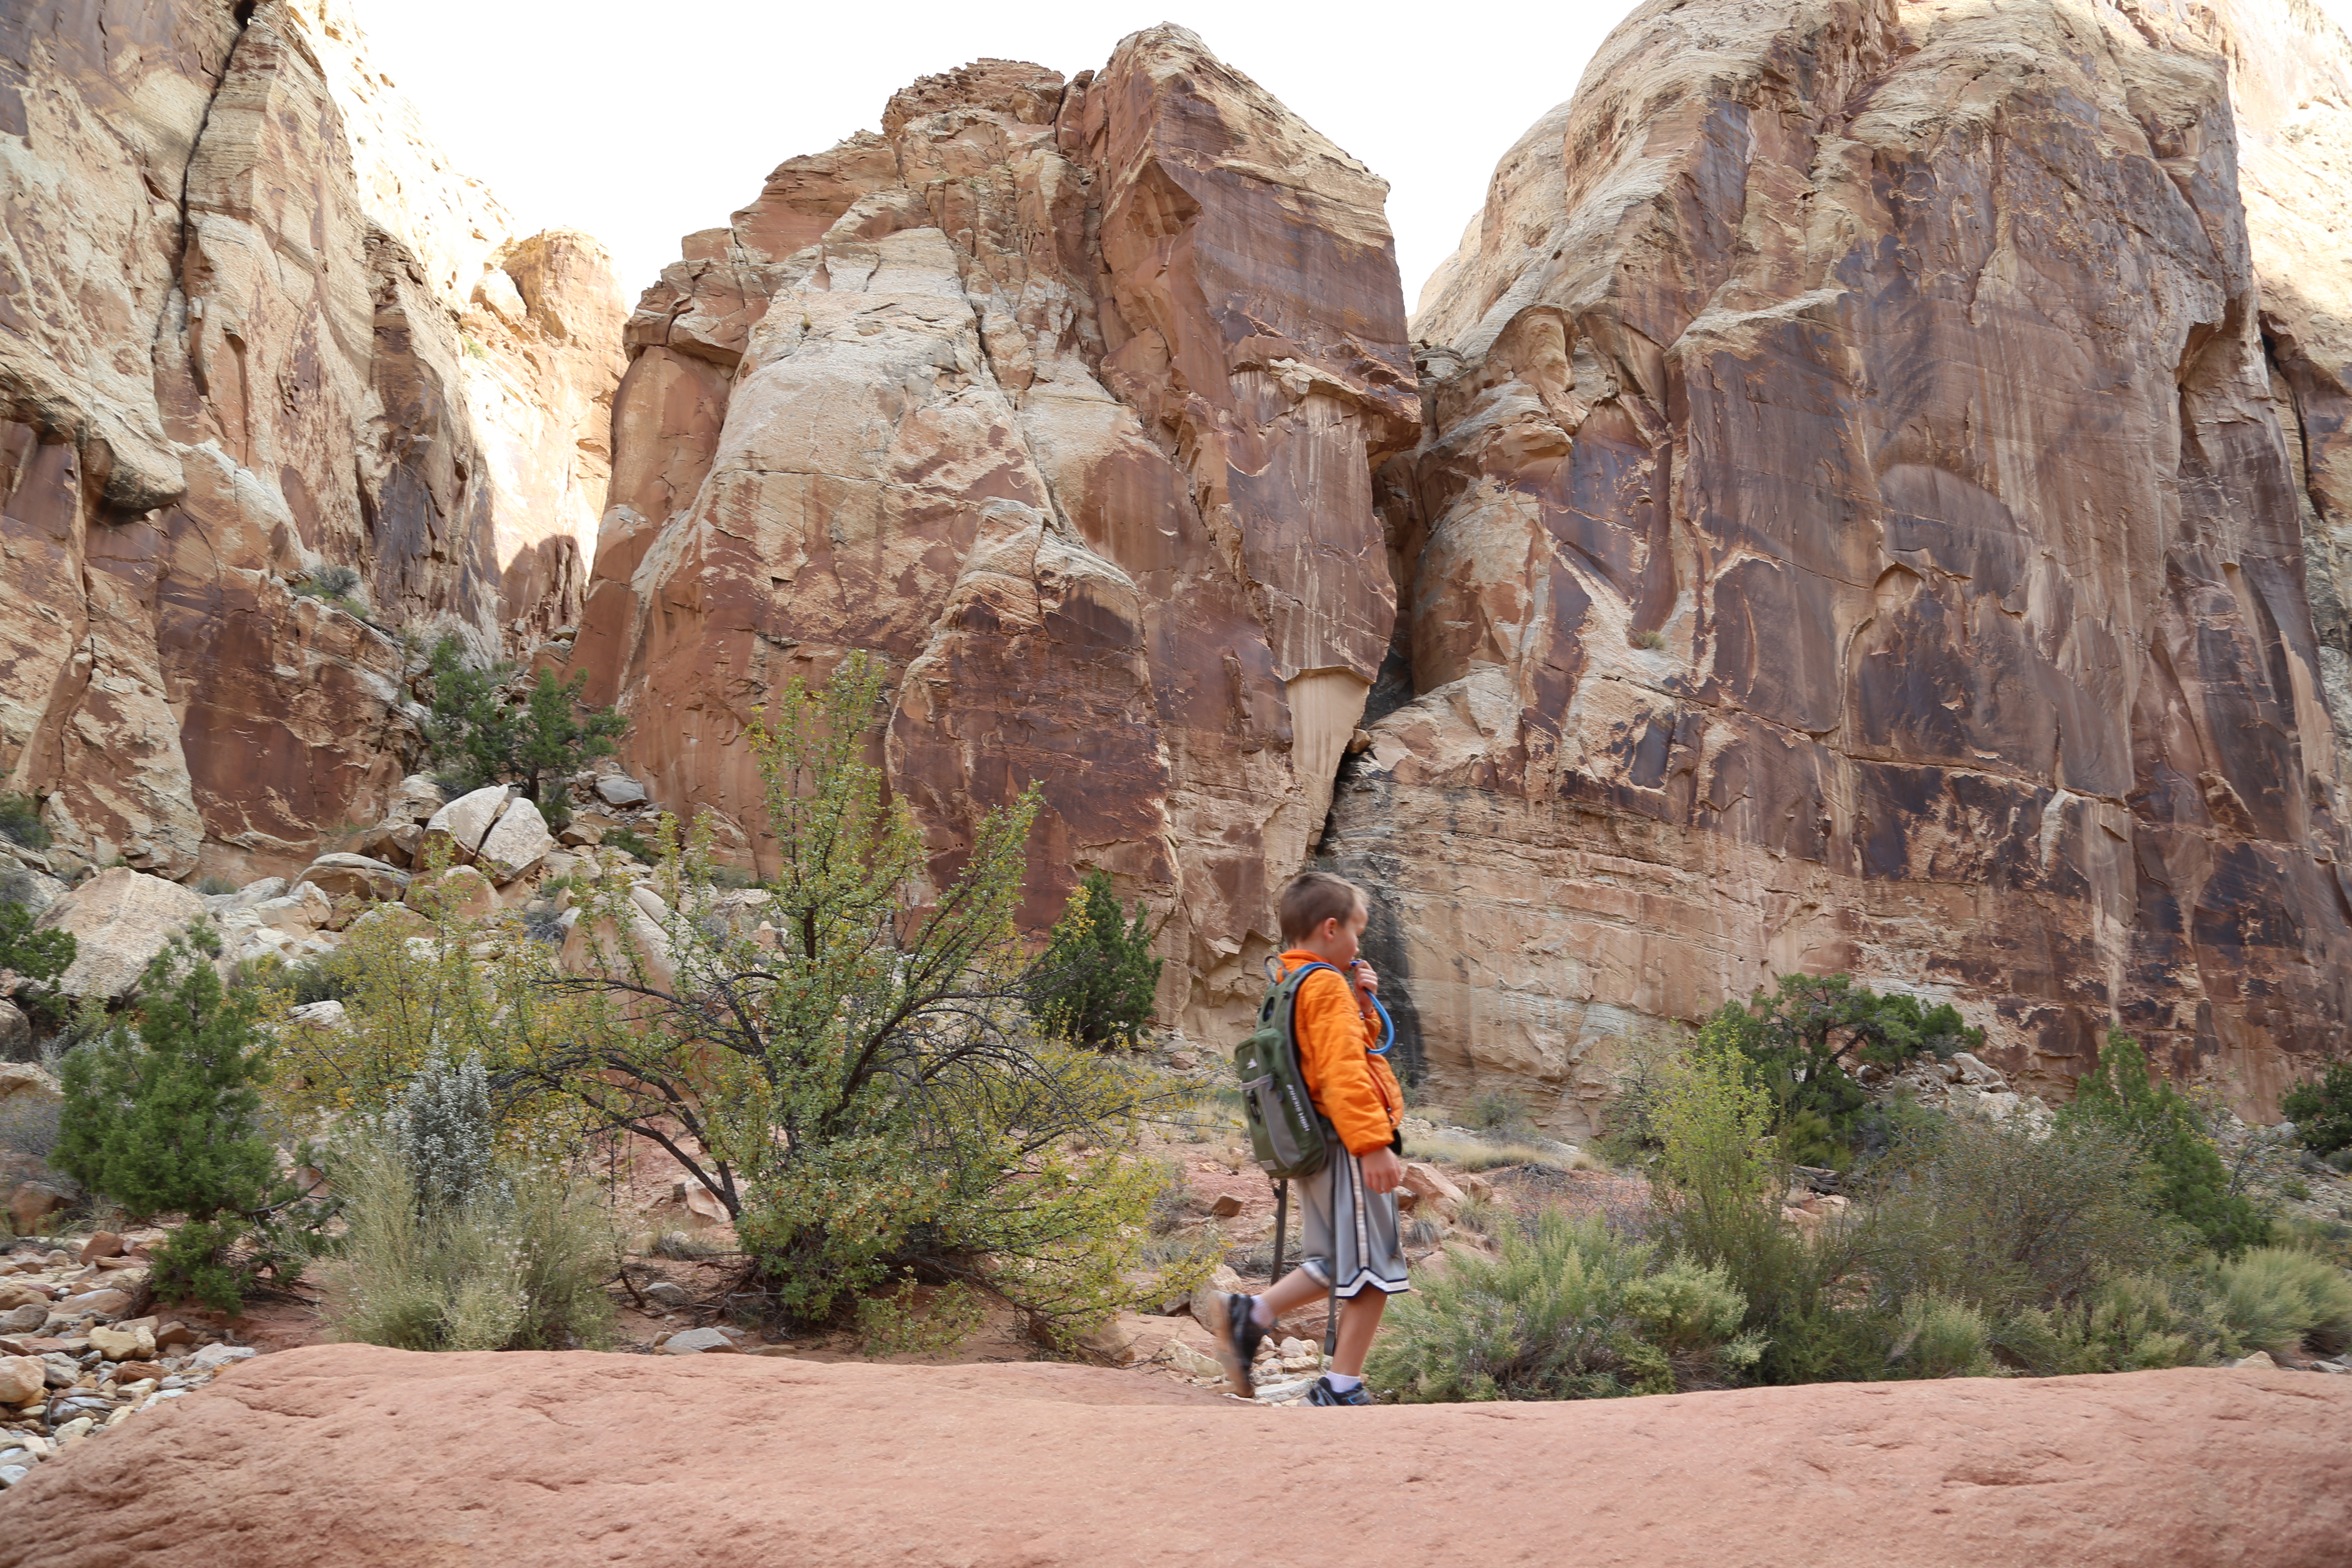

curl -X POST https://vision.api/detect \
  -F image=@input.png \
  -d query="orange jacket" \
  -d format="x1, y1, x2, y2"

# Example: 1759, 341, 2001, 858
1280, 950, 1403, 1156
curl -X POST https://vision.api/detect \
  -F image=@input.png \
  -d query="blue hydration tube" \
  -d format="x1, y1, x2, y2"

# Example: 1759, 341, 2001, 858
1366, 991, 1396, 1055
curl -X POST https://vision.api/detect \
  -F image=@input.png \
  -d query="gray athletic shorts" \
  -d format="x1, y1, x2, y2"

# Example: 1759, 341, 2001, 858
1296, 1145, 1411, 1298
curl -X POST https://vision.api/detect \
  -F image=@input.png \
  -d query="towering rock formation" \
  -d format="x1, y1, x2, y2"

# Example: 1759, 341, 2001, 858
574, 28, 1418, 1033
1332, 0, 2352, 1124
0, 0, 623, 882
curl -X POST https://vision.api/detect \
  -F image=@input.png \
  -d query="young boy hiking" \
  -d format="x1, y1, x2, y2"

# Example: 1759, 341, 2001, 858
1207, 870, 1407, 1406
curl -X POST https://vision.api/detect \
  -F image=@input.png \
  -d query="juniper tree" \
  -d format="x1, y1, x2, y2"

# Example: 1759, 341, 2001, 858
1025, 869, 1163, 1049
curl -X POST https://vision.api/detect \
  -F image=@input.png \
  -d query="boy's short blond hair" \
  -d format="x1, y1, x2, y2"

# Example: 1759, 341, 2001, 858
1279, 871, 1367, 946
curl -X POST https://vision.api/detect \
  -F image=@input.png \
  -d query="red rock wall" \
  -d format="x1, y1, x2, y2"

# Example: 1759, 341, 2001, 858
575, 29, 1419, 1036
1329, 0, 2352, 1124
0, 1, 623, 881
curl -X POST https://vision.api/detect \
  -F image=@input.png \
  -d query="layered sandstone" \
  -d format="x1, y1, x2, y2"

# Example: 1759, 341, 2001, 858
1329, 0, 2352, 1124
0, 1, 622, 882
573, 29, 1417, 1031
4, 1346, 2348, 1567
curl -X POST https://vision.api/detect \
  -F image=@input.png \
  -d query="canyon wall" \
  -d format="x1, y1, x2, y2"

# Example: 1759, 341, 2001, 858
571, 28, 1418, 1035
1330, 0, 2352, 1125
0, 0, 622, 883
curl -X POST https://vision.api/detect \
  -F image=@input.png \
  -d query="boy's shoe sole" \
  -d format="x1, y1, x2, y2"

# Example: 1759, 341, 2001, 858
1306, 1376, 1375, 1406
1204, 1291, 1264, 1398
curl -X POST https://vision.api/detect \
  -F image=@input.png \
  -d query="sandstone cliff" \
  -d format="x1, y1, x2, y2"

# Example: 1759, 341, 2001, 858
572, 29, 1418, 1034
0, 0, 623, 882
1332, 0, 2352, 1124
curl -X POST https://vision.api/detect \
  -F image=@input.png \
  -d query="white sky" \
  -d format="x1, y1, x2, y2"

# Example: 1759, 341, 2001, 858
356, 0, 2352, 312
353, 1, 1630, 309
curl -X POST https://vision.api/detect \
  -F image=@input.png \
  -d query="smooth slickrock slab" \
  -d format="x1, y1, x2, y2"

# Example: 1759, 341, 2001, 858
0, 1347, 2346, 1567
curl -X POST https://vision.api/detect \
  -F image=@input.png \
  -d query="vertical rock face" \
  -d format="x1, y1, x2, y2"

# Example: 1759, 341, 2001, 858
1332, 0, 2352, 1124
0, 0, 623, 881
576, 28, 1418, 1034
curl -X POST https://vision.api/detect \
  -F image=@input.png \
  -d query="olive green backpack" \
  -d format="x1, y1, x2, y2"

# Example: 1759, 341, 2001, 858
1235, 960, 1338, 1180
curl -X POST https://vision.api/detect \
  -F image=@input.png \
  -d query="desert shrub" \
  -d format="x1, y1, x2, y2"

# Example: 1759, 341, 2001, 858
329, 1054, 615, 1352
1595, 1031, 1685, 1164
2204, 1247, 2352, 1357
191, 875, 238, 897
516, 652, 1183, 1336
291, 564, 363, 606
1629, 628, 1666, 651
1992, 1274, 2218, 1375
0, 1091, 62, 1165
1024, 869, 1162, 1049
53, 932, 326, 1310
1463, 1086, 1536, 1139
0, 793, 52, 850
2282, 1062, 2352, 1160
1855, 1114, 2184, 1315
421, 635, 625, 806
603, 824, 655, 863
856, 1278, 989, 1357
2059, 1032, 2270, 1256
1886, 1294, 1995, 1379
1701, 974, 1981, 1169
1367, 1207, 1763, 1401
1408, 1127, 1587, 1173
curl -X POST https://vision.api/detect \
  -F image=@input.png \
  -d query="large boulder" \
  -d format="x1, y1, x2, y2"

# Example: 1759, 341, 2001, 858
404, 865, 499, 921
0, 999, 27, 1059
474, 798, 554, 885
292, 854, 410, 905
420, 786, 514, 867
1, 1348, 2346, 1565
32, 868, 205, 998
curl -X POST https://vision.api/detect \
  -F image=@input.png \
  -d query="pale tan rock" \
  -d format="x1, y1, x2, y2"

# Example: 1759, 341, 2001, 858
1399, 1162, 1466, 1220
379, 777, 451, 828
87, 1324, 154, 1363
0, 1064, 60, 1107
34, 868, 204, 998
0, 1001, 27, 1060
0, 1354, 43, 1406
247, 884, 334, 933
474, 798, 554, 884
78, 1234, 123, 1265
421, 787, 512, 867
293, 854, 409, 905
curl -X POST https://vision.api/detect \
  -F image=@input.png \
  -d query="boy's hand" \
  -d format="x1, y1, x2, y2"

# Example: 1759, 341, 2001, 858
1360, 1145, 1403, 1194
1350, 960, 1380, 1000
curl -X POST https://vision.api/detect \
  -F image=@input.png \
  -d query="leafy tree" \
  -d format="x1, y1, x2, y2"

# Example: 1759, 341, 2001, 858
523, 651, 1185, 1332
2281, 1061, 2352, 1158
1025, 869, 1162, 1049
420, 635, 624, 808
2059, 1030, 2270, 1257
1, 897, 76, 999
1700, 974, 1982, 1167
54, 930, 325, 1310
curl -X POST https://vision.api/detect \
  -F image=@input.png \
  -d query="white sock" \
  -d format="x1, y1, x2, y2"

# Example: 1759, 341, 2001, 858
1248, 1295, 1274, 1329
1324, 1372, 1362, 1392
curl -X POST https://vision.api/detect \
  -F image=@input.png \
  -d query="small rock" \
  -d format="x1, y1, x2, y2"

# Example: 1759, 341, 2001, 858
1207, 1193, 1246, 1218
658, 1327, 737, 1355
596, 775, 648, 807
642, 1282, 693, 1309
186, 1343, 257, 1372
0, 1355, 43, 1405
0, 1305, 43, 1335
108, 1360, 163, 1383
288, 1000, 347, 1031
87, 1324, 154, 1362
49, 1415, 93, 1442
557, 820, 604, 847
1168, 1341, 1224, 1379
1399, 1161, 1466, 1220
153, 1321, 195, 1349
2231, 1351, 2279, 1371
1075, 1312, 1148, 1367
0, 1463, 28, 1488
79, 1232, 124, 1264
58, 1288, 130, 1319
0, 1281, 52, 1312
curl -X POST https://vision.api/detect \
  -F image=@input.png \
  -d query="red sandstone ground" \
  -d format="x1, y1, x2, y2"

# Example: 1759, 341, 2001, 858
2, 1346, 2344, 1568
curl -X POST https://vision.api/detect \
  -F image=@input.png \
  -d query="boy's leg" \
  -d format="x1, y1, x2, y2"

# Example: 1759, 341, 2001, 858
1256, 1263, 1332, 1320
1329, 1288, 1388, 1378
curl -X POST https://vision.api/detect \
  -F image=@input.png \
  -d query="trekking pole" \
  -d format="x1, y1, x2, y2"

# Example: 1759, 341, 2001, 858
1271, 1178, 1289, 1282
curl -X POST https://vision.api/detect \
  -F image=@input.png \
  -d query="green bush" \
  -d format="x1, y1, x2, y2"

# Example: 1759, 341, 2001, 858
2281, 1061, 2352, 1159
1857, 1114, 2184, 1314
0, 793, 51, 850
53, 931, 323, 1310
2205, 1247, 2352, 1357
421, 635, 625, 807
602, 825, 655, 863
0, 897, 75, 998
2059, 1031, 2270, 1256
1697, 974, 1981, 1168
1367, 1207, 1763, 1401
1886, 1294, 1995, 1378
1024, 868, 1162, 1049
1462, 1086, 1536, 1139
1992, 1273, 2217, 1375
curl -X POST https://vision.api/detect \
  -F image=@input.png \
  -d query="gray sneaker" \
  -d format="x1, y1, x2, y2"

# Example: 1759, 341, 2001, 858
1204, 1291, 1266, 1397
1306, 1375, 1375, 1406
